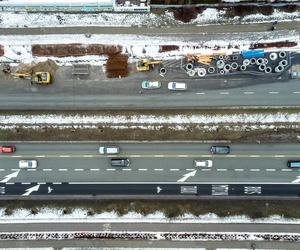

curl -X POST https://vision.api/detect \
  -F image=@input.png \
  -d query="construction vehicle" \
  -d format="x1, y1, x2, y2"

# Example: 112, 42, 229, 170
136, 58, 162, 72
11, 71, 51, 85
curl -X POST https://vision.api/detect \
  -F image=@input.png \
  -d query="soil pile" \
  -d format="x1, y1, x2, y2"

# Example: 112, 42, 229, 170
0, 45, 3, 56
159, 45, 179, 52
32, 44, 122, 57
106, 54, 128, 78
251, 41, 297, 49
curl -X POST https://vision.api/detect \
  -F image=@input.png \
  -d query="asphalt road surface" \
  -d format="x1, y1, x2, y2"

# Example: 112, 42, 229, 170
0, 142, 300, 197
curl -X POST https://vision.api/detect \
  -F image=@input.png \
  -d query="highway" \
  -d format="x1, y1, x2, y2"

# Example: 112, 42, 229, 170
0, 142, 300, 197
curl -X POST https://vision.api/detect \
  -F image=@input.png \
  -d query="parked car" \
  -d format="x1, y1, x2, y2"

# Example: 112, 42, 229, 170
99, 146, 120, 155
287, 160, 300, 168
111, 158, 130, 167
168, 82, 187, 91
19, 160, 38, 169
0, 145, 16, 153
141, 81, 161, 89
210, 146, 230, 154
194, 159, 213, 167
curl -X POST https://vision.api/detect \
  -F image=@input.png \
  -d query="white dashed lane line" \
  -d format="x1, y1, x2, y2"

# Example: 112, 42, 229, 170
26, 169, 36, 171
42, 169, 52, 171
281, 169, 292, 171
217, 169, 227, 171
154, 168, 164, 171
58, 169, 68, 171
59, 155, 70, 158
83, 155, 93, 158
196, 92, 205, 95
243, 92, 254, 95
0, 169, 4, 171
170, 169, 180, 171
35, 155, 45, 158
154, 155, 164, 158
74, 169, 84, 171
268, 91, 279, 94
293, 92, 300, 94
106, 168, 116, 171
220, 92, 229, 95
250, 169, 261, 171
138, 168, 148, 171
234, 169, 244, 171
274, 155, 285, 158
266, 169, 276, 171
90, 168, 100, 171
178, 155, 188, 157
249, 155, 260, 158
122, 168, 132, 171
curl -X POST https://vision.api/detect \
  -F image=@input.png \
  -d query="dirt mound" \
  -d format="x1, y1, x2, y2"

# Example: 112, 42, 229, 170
32, 44, 122, 57
159, 45, 179, 53
15, 59, 58, 75
250, 41, 297, 49
106, 53, 128, 78
0, 45, 3, 56
171, 7, 205, 23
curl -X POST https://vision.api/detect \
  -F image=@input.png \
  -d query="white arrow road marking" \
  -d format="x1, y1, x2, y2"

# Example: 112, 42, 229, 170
48, 186, 53, 194
177, 170, 197, 183
291, 175, 300, 184
22, 184, 40, 196
0, 170, 20, 183
157, 186, 162, 194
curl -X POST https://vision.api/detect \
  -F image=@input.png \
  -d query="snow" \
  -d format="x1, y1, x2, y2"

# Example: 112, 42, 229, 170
0, 0, 113, 4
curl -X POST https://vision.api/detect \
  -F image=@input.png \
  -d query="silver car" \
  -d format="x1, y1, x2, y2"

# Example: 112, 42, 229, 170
141, 81, 161, 89
19, 160, 38, 169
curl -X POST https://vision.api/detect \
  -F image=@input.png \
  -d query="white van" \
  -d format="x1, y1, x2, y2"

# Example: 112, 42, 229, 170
168, 82, 187, 91
19, 160, 38, 169
99, 146, 120, 155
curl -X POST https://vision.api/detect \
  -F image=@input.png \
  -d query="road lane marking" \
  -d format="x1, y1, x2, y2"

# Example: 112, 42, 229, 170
281, 169, 292, 171
234, 169, 244, 171
83, 155, 93, 158
53, 182, 62, 184
90, 169, 100, 171
154, 168, 164, 171
196, 92, 205, 95
293, 92, 300, 94
268, 91, 279, 94
154, 155, 164, 158
274, 155, 285, 157
42, 169, 52, 171
21, 182, 31, 185
11, 155, 22, 158
75, 169, 84, 171
37, 182, 46, 185
220, 92, 229, 95
59, 155, 70, 158
186, 169, 195, 171
26, 169, 36, 171
250, 169, 260, 171
201, 169, 211, 171
11, 169, 19, 171
170, 169, 180, 171
106, 168, 116, 171
217, 169, 227, 171
35, 155, 45, 158
122, 168, 132, 171
130, 155, 141, 157
244, 91, 254, 94
266, 169, 276, 171
138, 168, 148, 171
0, 169, 4, 171
226, 155, 237, 157
249, 155, 260, 158
58, 169, 68, 171
178, 155, 188, 157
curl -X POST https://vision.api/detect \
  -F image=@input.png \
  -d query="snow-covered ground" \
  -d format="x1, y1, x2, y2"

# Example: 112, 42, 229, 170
0, 7, 299, 28
1, 207, 300, 224
0, 33, 299, 65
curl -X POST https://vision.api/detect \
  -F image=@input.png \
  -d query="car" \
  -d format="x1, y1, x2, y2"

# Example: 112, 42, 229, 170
210, 146, 230, 154
0, 145, 16, 153
194, 159, 213, 167
287, 161, 300, 168
111, 158, 130, 167
141, 81, 161, 89
168, 82, 187, 91
19, 160, 38, 169
99, 146, 120, 155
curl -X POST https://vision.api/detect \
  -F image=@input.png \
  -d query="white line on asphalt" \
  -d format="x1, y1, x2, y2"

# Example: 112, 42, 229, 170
243, 92, 254, 94
6, 183, 14, 185
226, 155, 237, 157
130, 155, 141, 157
122, 168, 132, 171
201, 169, 211, 171
35, 155, 46, 158
53, 182, 62, 184
90, 169, 100, 171
196, 92, 205, 95
274, 155, 285, 157
186, 169, 195, 171
217, 169, 227, 171
83, 155, 93, 158
281, 169, 292, 171
234, 169, 244, 171
154, 155, 164, 157
249, 155, 260, 158
59, 155, 70, 158
106, 168, 116, 171
37, 182, 46, 185
266, 169, 276, 171
293, 91, 300, 94
0, 169, 4, 171
201, 155, 213, 157
170, 169, 180, 171
268, 91, 279, 94
75, 169, 84, 171
138, 168, 148, 171
42, 169, 52, 171
220, 92, 229, 95
250, 169, 260, 171
58, 169, 68, 171
11, 169, 19, 171
178, 155, 188, 157
154, 168, 164, 171
26, 169, 36, 171
11, 156, 22, 158
21, 182, 31, 185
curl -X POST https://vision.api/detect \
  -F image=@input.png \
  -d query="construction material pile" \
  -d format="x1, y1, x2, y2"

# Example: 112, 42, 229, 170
105, 54, 128, 78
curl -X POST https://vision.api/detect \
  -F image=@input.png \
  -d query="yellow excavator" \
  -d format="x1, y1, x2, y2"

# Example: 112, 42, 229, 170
136, 59, 162, 72
11, 71, 51, 85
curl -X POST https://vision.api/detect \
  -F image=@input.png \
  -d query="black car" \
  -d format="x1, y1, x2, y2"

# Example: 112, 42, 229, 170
111, 158, 130, 167
210, 146, 230, 154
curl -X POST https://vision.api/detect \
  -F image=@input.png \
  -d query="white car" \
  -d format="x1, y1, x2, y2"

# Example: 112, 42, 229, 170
99, 146, 120, 155
168, 82, 187, 91
19, 160, 38, 169
194, 159, 213, 168
141, 81, 161, 89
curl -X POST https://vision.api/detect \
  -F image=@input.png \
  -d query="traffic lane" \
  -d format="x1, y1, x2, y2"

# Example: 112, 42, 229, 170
2, 143, 300, 157
2, 158, 299, 183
